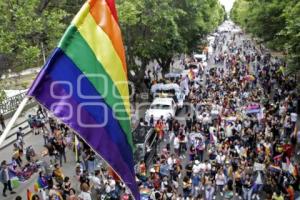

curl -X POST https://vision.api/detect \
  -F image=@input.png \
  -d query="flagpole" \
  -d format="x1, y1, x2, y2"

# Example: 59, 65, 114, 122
0, 96, 29, 147
74, 134, 79, 162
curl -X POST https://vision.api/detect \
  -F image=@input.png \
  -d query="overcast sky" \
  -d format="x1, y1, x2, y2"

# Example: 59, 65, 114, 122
219, 0, 235, 12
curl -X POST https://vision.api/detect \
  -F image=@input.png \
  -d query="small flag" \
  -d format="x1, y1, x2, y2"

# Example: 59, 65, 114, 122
188, 69, 195, 80
34, 176, 48, 192
34, 183, 39, 193
53, 191, 63, 200
27, 189, 33, 200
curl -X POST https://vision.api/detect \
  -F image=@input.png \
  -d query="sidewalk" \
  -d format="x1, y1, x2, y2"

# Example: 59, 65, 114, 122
0, 107, 38, 149
1, 130, 79, 200
0, 107, 79, 200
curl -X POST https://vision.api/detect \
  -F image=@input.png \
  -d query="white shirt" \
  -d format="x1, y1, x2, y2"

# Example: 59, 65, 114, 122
192, 164, 201, 174
203, 116, 211, 124
89, 175, 101, 189
225, 126, 233, 138
209, 126, 216, 135
204, 163, 211, 172
167, 157, 174, 167
174, 137, 180, 149
215, 173, 226, 185
78, 191, 92, 200
216, 154, 225, 164
255, 172, 263, 184
291, 113, 297, 122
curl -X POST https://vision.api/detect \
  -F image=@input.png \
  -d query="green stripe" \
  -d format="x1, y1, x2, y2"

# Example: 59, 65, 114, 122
58, 25, 134, 150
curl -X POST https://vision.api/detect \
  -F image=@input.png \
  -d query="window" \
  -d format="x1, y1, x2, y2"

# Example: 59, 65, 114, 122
150, 104, 171, 110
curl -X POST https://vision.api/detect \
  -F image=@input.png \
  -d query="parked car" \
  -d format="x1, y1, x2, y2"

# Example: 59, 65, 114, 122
132, 125, 158, 167
145, 97, 176, 124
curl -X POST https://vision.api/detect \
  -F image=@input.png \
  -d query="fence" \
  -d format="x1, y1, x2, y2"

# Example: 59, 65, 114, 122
0, 92, 26, 114
0, 92, 36, 116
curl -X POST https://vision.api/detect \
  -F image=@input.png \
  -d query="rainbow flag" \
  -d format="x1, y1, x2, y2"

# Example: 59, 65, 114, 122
52, 191, 63, 200
34, 176, 48, 192
27, 0, 138, 199
27, 189, 33, 200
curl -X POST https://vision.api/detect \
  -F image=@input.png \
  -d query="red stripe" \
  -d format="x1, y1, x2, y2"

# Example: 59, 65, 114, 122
105, 0, 118, 22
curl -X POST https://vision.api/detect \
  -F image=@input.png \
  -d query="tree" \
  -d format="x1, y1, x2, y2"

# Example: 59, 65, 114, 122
117, 0, 225, 86
281, 1, 300, 74
0, 0, 68, 71
174, 0, 225, 54
0, 90, 6, 103
231, 0, 300, 76
117, 0, 185, 78
0, 0, 225, 87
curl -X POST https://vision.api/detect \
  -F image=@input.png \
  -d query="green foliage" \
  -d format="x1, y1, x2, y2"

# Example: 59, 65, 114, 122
281, 1, 300, 74
0, 0, 68, 71
231, 0, 300, 75
0, 0, 225, 78
0, 90, 6, 103
117, 0, 225, 77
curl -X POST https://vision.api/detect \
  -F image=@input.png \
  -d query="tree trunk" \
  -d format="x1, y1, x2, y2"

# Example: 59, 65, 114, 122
37, 0, 52, 15
157, 57, 172, 78
127, 62, 147, 92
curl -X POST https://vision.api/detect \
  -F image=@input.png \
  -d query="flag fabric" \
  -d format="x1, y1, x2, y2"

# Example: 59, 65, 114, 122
52, 191, 63, 200
34, 176, 48, 192
27, 189, 33, 200
27, 0, 138, 199
188, 69, 195, 80
34, 183, 39, 193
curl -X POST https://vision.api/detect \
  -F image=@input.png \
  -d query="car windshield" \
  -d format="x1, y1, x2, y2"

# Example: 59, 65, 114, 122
150, 104, 171, 110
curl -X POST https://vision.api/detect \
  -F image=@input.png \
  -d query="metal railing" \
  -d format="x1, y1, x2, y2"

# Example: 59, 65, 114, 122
0, 92, 35, 115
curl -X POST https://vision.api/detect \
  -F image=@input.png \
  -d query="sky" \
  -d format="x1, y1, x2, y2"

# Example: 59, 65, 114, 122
219, 0, 235, 12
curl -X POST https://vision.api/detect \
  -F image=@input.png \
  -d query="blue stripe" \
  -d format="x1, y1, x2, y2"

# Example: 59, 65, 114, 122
38, 48, 134, 174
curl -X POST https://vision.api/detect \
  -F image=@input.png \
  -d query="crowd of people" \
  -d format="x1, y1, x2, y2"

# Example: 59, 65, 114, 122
136, 25, 300, 200
0, 22, 299, 200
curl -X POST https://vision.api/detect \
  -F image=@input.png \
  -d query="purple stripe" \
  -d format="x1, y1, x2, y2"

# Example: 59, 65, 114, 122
29, 75, 139, 199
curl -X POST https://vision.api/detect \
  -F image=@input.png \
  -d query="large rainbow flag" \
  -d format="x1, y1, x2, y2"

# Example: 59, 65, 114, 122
27, 0, 139, 199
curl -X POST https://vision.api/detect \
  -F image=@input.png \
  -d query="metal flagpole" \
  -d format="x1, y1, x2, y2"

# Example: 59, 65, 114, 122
0, 96, 30, 147
74, 134, 79, 162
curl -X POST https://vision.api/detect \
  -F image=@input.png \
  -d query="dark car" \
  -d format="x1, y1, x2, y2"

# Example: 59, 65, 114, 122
132, 125, 158, 167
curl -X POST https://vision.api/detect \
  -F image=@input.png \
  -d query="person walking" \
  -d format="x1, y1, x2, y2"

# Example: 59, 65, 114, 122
0, 160, 16, 197
215, 169, 226, 197
56, 138, 67, 167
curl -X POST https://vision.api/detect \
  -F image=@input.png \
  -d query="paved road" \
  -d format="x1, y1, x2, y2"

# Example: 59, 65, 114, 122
0, 124, 81, 200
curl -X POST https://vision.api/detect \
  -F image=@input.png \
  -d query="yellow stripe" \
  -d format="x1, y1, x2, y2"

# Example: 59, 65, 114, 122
72, 3, 130, 117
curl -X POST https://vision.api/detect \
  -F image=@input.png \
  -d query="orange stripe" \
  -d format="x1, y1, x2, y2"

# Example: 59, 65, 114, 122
88, 0, 127, 74
105, 0, 119, 22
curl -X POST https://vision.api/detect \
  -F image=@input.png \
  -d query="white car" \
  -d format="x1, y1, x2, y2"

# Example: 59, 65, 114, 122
151, 83, 185, 109
145, 98, 176, 124
193, 54, 207, 62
